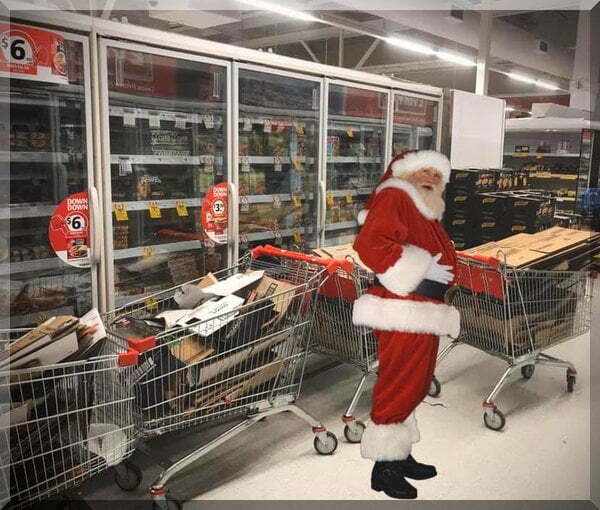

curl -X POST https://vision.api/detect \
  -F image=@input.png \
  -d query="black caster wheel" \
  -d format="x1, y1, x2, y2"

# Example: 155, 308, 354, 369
483, 407, 506, 431
153, 496, 182, 510
314, 431, 338, 455
343, 420, 366, 443
114, 459, 143, 491
428, 376, 441, 397
521, 365, 535, 379
567, 375, 576, 393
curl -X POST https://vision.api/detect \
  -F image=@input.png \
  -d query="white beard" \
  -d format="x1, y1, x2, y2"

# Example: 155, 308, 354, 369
406, 181, 446, 218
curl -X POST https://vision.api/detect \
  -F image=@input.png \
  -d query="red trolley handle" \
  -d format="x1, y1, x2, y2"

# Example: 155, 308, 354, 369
456, 251, 502, 270
117, 336, 157, 367
251, 244, 354, 275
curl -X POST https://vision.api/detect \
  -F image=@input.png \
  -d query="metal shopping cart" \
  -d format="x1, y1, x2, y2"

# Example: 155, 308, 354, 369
428, 252, 593, 431
310, 260, 377, 443
104, 246, 352, 510
0, 328, 142, 509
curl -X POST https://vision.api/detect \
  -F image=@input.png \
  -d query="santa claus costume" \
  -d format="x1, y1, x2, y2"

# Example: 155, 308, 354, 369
352, 150, 460, 499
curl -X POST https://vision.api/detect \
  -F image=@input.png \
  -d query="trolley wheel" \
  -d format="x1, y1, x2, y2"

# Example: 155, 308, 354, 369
428, 376, 441, 397
314, 431, 338, 455
343, 420, 366, 443
567, 375, 576, 393
483, 407, 506, 431
521, 365, 535, 379
114, 459, 142, 491
153, 496, 182, 510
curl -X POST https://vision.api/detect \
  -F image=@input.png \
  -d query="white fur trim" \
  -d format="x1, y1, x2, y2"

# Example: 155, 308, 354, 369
353, 294, 461, 337
357, 209, 369, 226
391, 150, 451, 184
376, 178, 442, 221
361, 412, 420, 461
377, 244, 432, 296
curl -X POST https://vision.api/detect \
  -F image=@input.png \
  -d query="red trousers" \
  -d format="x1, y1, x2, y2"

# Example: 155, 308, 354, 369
371, 330, 439, 425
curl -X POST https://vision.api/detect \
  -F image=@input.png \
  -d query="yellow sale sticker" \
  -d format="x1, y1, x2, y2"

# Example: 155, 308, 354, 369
176, 201, 188, 217
346, 128, 354, 138
145, 297, 158, 313
113, 204, 128, 221
148, 202, 162, 219
292, 195, 302, 208
293, 231, 302, 243
345, 193, 353, 204
327, 193, 334, 206
142, 246, 155, 258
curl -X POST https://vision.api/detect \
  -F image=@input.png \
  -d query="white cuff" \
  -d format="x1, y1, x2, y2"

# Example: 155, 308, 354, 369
377, 244, 432, 296
360, 412, 420, 461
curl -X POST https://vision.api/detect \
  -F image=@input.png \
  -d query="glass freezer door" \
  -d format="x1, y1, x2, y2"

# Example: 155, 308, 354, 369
1, 30, 96, 328
237, 67, 321, 254
100, 42, 229, 309
324, 84, 388, 247
391, 93, 439, 156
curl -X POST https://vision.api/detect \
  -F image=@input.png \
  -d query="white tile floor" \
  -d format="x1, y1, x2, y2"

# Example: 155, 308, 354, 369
86, 295, 595, 503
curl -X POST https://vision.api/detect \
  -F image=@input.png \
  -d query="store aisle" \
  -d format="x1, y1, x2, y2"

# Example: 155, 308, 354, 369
85, 298, 594, 503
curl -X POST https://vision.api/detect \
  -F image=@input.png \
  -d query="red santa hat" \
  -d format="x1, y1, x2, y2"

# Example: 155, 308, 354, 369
357, 149, 451, 226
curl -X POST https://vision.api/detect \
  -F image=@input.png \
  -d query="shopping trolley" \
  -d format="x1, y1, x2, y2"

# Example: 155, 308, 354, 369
310, 259, 377, 443
104, 246, 352, 510
0, 328, 143, 509
428, 251, 593, 431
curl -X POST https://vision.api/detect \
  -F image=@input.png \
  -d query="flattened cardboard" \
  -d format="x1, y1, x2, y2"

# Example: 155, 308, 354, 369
314, 244, 369, 272
196, 272, 218, 290
495, 234, 534, 248
169, 336, 214, 364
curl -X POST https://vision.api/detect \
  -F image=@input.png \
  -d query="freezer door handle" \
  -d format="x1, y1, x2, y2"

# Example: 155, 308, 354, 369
89, 186, 101, 266
319, 181, 327, 234
228, 181, 238, 243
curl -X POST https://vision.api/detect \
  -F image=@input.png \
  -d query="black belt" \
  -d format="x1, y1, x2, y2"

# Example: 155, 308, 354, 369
373, 277, 450, 301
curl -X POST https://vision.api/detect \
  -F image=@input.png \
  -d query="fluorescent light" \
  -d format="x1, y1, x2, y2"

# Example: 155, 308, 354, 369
507, 72, 537, 85
237, 0, 320, 22
385, 36, 436, 55
436, 50, 476, 67
505, 106, 515, 111
536, 80, 560, 91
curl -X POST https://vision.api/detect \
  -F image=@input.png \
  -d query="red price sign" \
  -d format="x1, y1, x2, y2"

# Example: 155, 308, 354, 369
48, 191, 90, 268
0, 23, 69, 84
201, 182, 228, 245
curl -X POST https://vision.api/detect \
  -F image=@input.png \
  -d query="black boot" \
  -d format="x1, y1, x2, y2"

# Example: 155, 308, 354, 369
396, 454, 437, 480
371, 461, 418, 499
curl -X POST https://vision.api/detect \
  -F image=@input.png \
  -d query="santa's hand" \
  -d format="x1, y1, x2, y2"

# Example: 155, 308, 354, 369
425, 253, 454, 284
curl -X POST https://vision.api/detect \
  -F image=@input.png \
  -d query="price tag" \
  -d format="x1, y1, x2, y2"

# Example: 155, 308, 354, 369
203, 115, 215, 129
148, 112, 161, 128
204, 155, 214, 173
142, 246, 155, 258
205, 237, 216, 254
291, 157, 303, 171
118, 157, 133, 176
345, 193, 353, 204
243, 118, 252, 131
293, 231, 302, 244
274, 155, 283, 172
240, 232, 249, 246
241, 156, 250, 173
145, 297, 158, 313
274, 229, 282, 245
294, 122, 305, 135
176, 201, 188, 217
292, 195, 302, 208
113, 204, 128, 221
240, 195, 250, 212
148, 202, 162, 219
175, 115, 186, 129
263, 119, 272, 133
536, 155, 543, 159
272, 195, 282, 209
327, 193, 334, 206
346, 128, 354, 138
123, 109, 136, 127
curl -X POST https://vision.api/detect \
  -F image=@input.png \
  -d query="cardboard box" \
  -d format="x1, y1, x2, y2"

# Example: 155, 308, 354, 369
313, 243, 370, 272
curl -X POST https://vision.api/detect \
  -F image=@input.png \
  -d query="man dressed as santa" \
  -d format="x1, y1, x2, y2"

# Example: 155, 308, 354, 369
352, 149, 461, 499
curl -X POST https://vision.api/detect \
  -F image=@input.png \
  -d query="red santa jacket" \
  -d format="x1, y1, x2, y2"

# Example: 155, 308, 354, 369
352, 178, 461, 338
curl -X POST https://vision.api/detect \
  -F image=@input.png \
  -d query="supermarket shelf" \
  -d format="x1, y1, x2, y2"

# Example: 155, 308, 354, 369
0, 151, 73, 163
329, 114, 387, 125
110, 106, 224, 126
0, 257, 64, 276
243, 193, 314, 204
327, 156, 382, 164
504, 152, 580, 158
239, 104, 317, 118
0, 204, 56, 219
111, 154, 222, 165
328, 188, 373, 198
0, 83, 85, 103
115, 294, 147, 308
242, 156, 315, 165
555, 197, 577, 202
117, 197, 204, 211
244, 227, 315, 242
109, 90, 226, 112
324, 233, 357, 246
114, 240, 203, 260
0, 305, 76, 329
325, 220, 358, 232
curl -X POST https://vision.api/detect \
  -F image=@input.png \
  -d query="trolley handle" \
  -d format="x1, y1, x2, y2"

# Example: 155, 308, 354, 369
456, 251, 502, 270
117, 336, 157, 367
251, 244, 354, 275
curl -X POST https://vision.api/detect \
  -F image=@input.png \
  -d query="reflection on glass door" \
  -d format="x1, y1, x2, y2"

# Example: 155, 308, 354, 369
324, 84, 387, 246
392, 94, 438, 156
237, 68, 320, 254
1, 32, 94, 328
102, 43, 229, 308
